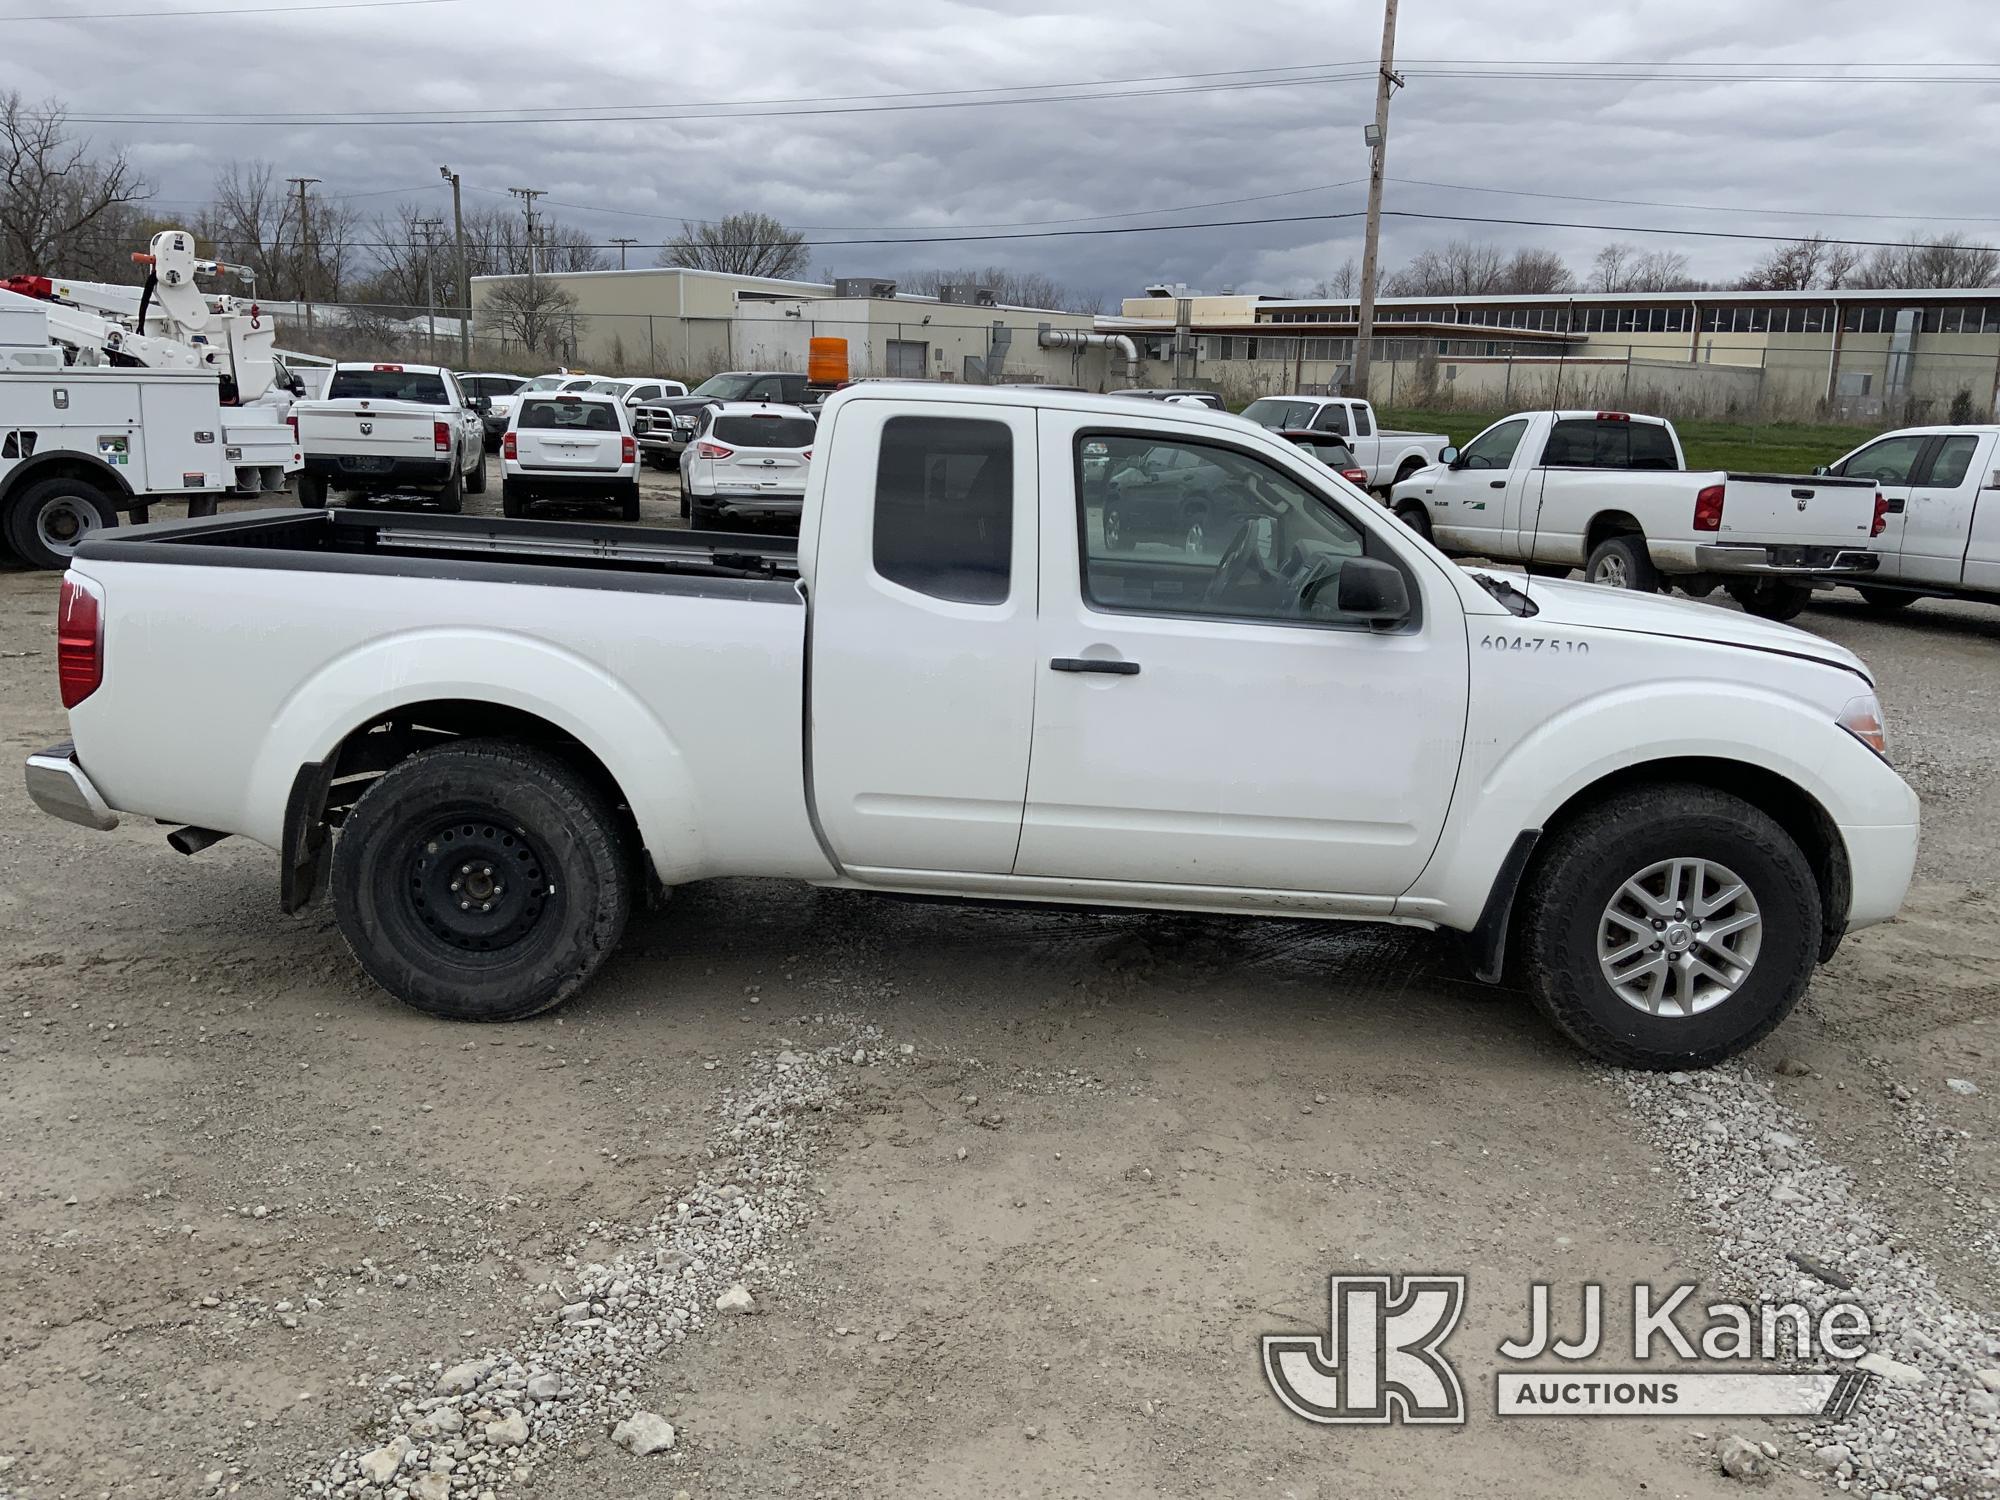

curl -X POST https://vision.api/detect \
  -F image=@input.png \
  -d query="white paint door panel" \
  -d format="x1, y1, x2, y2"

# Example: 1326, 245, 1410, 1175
806, 399, 1039, 874
1020, 411, 1469, 898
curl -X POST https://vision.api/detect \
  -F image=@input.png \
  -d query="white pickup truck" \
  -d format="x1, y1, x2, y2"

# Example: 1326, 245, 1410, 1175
1240, 395, 1452, 490
1389, 409, 1884, 619
292, 363, 488, 511
24, 384, 1917, 1070
1814, 424, 2000, 611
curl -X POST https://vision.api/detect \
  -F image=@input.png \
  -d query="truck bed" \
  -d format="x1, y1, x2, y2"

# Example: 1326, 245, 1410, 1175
77, 507, 802, 597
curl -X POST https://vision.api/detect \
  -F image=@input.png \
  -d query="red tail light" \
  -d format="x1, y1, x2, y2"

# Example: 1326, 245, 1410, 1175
57, 575, 104, 709
621, 434, 636, 464
502, 432, 517, 460
285, 414, 299, 439
1342, 467, 1369, 485
1871, 491, 1889, 538
1693, 483, 1725, 532
696, 441, 733, 460
433, 420, 450, 453
802, 450, 812, 460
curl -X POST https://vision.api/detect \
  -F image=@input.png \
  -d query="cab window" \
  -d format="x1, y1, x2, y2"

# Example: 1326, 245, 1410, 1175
1077, 432, 1407, 630
1835, 435, 1930, 486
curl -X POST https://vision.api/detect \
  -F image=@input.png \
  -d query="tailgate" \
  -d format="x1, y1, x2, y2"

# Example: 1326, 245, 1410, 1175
517, 427, 621, 470
297, 404, 434, 461
1717, 473, 1877, 543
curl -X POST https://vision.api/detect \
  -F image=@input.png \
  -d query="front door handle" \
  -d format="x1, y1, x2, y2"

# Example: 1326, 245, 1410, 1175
1051, 657, 1140, 676
1489, 479, 1506, 489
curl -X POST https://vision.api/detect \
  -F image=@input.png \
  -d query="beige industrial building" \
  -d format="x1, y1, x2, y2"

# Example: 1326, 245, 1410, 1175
470, 266, 1116, 386
1115, 286, 2000, 421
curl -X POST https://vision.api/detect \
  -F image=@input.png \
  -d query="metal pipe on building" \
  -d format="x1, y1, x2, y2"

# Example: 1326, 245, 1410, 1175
1037, 326, 1140, 383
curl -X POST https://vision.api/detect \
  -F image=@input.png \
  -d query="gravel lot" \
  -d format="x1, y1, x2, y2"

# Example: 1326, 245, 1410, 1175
2, 459, 1996, 1498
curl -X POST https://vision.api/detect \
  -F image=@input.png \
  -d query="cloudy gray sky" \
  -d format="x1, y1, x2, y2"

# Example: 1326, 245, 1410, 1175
7, 0, 1999, 304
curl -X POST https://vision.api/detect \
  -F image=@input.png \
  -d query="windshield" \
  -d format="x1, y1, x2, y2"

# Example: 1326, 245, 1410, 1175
1241, 398, 1314, 430
587, 380, 631, 396
692, 373, 759, 400
520, 374, 569, 393
327, 369, 449, 403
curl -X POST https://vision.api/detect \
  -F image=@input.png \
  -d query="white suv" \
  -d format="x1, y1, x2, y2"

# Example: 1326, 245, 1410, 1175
678, 402, 816, 530
501, 392, 641, 521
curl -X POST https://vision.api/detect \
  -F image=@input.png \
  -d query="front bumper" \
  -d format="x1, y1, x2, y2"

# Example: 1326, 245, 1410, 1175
25, 741, 118, 831
1681, 543, 1880, 577
1840, 819, 1921, 931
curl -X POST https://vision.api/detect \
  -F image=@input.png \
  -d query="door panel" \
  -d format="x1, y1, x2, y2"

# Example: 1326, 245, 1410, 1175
1901, 433, 1988, 585
1022, 414, 1469, 898
1430, 417, 1531, 555
807, 399, 1039, 874
1831, 433, 1932, 581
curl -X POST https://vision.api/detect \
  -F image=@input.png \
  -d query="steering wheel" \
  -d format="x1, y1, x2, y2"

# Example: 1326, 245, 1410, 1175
1203, 517, 1274, 605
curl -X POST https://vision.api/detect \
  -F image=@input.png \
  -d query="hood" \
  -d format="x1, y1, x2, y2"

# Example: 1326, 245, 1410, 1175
1492, 574, 1871, 682
635, 395, 718, 416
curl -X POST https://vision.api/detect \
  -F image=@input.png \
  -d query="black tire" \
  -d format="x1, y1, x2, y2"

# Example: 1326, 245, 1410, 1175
1525, 563, 1571, 579
1584, 535, 1658, 593
296, 474, 329, 510
1726, 579, 1810, 622
1857, 587, 1916, 611
331, 739, 632, 1022
1102, 504, 1126, 551
4, 476, 118, 569
501, 481, 530, 519
465, 454, 488, 495
1393, 500, 1433, 543
1518, 783, 1820, 1070
1394, 457, 1426, 488
619, 484, 641, 523
434, 469, 465, 515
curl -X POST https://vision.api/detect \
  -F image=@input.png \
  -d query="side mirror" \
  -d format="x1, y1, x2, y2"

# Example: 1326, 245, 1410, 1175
1336, 556, 1413, 624
288, 376, 307, 397
471, 395, 492, 413
1812, 464, 1828, 476
1439, 446, 1460, 468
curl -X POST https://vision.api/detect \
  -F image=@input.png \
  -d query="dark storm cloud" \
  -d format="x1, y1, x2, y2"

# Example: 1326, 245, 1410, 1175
4, 0, 1995, 303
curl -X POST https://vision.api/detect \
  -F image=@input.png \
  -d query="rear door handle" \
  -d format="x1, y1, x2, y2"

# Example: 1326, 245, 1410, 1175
1051, 657, 1140, 675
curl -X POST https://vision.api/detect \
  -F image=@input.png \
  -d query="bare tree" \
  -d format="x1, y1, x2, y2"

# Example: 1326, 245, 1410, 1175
1497, 247, 1574, 294
194, 161, 355, 299
1385, 239, 1507, 297
480, 276, 579, 358
1860, 231, 2000, 289
1591, 242, 1697, 293
0, 91, 152, 275
659, 212, 809, 279
892, 265, 1099, 312
1311, 260, 1359, 298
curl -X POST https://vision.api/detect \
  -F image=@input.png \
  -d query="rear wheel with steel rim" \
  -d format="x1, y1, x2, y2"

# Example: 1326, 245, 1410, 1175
5, 476, 118, 570
1519, 783, 1819, 1069
331, 739, 632, 1021
1102, 505, 1124, 551
1585, 535, 1658, 593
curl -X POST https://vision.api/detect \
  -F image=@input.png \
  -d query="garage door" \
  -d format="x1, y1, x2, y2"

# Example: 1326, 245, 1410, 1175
887, 340, 929, 379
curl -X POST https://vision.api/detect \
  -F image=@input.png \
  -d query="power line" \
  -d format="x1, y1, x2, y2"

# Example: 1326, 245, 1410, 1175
1391, 177, 2000, 227
458, 178, 1369, 234
53, 69, 1382, 127
4, 0, 461, 19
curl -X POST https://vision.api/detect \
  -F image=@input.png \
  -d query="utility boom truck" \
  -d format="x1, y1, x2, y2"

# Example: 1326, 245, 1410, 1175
0, 229, 301, 568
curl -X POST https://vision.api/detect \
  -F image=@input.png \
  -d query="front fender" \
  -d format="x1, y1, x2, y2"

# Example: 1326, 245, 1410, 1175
1403, 678, 1916, 926
245, 628, 709, 880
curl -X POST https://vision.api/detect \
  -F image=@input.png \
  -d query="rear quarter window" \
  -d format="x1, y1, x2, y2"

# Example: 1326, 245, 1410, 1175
1541, 418, 1679, 470
873, 416, 1013, 605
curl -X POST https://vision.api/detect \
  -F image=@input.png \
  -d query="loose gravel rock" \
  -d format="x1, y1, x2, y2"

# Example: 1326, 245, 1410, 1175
1620, 1064, 2000, 1495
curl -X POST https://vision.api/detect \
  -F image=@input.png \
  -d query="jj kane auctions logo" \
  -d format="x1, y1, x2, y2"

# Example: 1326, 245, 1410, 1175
1263, 1276, 1879, 1423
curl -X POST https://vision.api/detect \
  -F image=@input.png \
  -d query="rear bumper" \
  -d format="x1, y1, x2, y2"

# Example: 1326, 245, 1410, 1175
1651, 540, 1880, 576
693, 491, 806, 518
305, 454, 454, 486
24, 741, 118, 832
504, 468, 634, 498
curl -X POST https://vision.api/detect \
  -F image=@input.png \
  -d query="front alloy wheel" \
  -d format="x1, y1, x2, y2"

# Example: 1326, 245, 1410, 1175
1596, 857, 1763, 1018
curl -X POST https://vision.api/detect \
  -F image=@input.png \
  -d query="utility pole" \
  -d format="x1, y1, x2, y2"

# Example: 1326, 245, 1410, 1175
610, 236, 637, 271
414, 216, 444, 363
286, 175, 321, 336
1349, 0, 1402, 401
439, 165, 471, 367
506, 186, 545, 277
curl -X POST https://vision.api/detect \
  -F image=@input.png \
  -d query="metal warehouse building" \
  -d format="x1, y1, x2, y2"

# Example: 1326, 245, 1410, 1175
1117, 286, 2000, 422
470, 267, 1112, 386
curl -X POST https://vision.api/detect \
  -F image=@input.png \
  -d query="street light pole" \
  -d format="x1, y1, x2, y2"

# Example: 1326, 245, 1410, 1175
1350, 0, 1402, 401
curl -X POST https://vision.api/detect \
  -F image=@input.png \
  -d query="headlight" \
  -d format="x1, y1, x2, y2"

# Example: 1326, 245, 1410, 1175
1837, 693, 1888, 758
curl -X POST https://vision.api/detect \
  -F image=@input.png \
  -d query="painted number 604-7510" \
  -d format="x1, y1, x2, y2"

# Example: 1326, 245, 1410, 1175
1479, 635, 1590, 655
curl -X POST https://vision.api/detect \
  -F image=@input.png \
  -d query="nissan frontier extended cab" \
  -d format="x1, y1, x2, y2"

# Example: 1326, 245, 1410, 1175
26, 385, 1917, 1070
